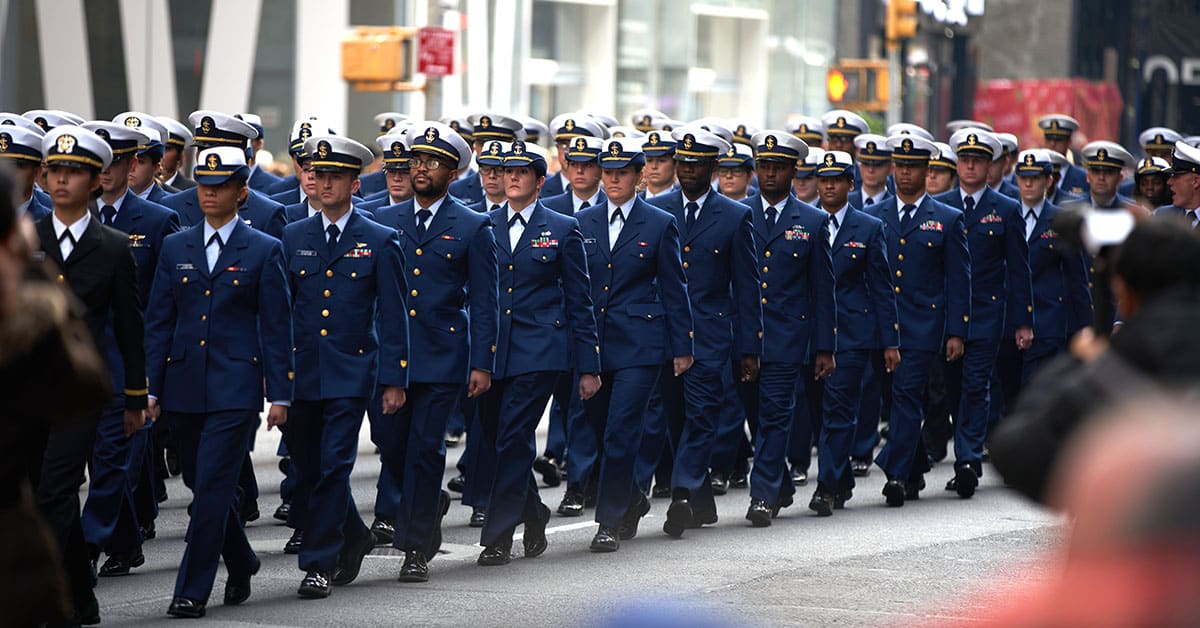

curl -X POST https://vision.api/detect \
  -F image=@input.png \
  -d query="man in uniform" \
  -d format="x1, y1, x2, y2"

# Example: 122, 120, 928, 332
237, 113, 283, 193
991, 133, 1021, 199
475, 140, 600, 563
789, 116, 824, 149
792, 147, 824, 205
716, 144, 756, 202
865, 134, 970, 506
270, 119, 337, 204
113, 113, 175, 204
0, 125, 51, 220
933, 128, 1032, 498
34, 126, 147, 625
359, 112, 408, 197
543, 135, 608, 216
810, 150, 899, 515
162, 111, 287, 238
1079, 141, 1136, 210
576, 137, 692, 550
640, 129, 679, 200
361, 128, 416, 212
739, 131, 835, 526
1037, 114, 1089, 198
281, 134, 408, 598
647, 127, 761, 538
145, 146, 293, 618
821, 110, 868, 187
1157, 141, 1200, 230
541, 114, 606, 198
468, 139, 509, 213
850, 134, 893, 208
372, 121, 498, 583
156, 116, 195, 191
448, 113, 524, 207
926, 142, 958, 195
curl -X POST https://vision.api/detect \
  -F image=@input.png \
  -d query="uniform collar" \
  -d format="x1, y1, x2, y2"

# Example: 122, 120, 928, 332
321, 208, 353, 233
53, 212, 91, 242
415, 194, 447, 218
203, 214, 239, 244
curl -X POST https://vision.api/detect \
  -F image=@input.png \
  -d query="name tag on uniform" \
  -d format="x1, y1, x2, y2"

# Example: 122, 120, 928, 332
32, 251, 46, 262
175, 263, 196, 270
583, 237, 598, 245
296, 249, 318, 257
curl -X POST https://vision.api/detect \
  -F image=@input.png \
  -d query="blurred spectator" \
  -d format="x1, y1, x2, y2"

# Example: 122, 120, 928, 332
990, 216, 1200, 504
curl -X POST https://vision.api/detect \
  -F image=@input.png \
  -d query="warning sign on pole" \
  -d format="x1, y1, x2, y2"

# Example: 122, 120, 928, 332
417, 27, 456, 77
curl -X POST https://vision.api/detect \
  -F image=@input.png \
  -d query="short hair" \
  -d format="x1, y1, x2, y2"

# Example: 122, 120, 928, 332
1114, 216, 1200, 302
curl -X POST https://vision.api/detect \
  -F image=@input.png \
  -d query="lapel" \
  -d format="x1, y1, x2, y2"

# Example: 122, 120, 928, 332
491, 206, 512, 256
970, 188, 994, 223
210, 219, 247, 277
112, 192, 142, 233
328, 210, 364, 262
683, 193, 723, 244
65, 217, 103, 267
418, 199, 456, 245
1030, 205, 1054, 243
878, 197, 902, 236
611, 199, 647, 254
586, 206, 613, 260
184, 223, 212, 277
833, 207, 858, 250
900, 196, 930, 236
512, 203, 545, 255
35, 215, 64, 266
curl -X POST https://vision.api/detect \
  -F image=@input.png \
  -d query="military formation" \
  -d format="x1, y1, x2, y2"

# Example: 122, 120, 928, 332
4, 102, 1197, 623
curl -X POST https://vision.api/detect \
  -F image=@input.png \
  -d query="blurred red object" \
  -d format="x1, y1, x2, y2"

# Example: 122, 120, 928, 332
973, 79, 1123, 149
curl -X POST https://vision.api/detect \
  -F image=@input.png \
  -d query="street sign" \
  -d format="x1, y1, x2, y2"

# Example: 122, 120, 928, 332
417, 27, 456, 77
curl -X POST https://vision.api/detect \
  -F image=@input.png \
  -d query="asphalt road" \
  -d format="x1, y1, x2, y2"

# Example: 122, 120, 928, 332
94, 420, 1062, 627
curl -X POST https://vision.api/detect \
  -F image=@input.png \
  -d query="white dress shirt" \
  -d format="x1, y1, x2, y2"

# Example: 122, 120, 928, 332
203, 215, 238, 272
52, 212, 90, 260
508, 204, 530, 252
609, 198, 634, 250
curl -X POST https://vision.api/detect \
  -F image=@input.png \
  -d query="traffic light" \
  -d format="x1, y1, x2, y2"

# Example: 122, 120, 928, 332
827, 59, 889, 112
341, 27, 423, 91
886, 0, 919, 46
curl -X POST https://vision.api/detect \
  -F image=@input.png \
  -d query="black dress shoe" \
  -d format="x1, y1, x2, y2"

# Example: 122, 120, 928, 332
532, 456, 563, 487
447, 474, 466, 493
651, 483, 671, 499
297, 570, 330, 598
730, 471, 749, 489
808, 492, 834, 517
905, 476, 926, 500
851, 459, 872, 477
99, 548, 145, 577
224, 558, 260, 606
477, 542, 512, 566
523, 504, 550, 558
557, 489, 585, 517
952, 464, 979, 498
693, 509, 718, 527
791, 467, 809, 486
663, 499, 693, 538
746, 499, 772, 527
274, 502, 292, 522
167, 596, 206, 618
710, 473, 729, 496
332, 531, 375, 586
834, 490, 852, 509
284, 529, 304, 554
590, 526, 620, 552
140, 521, 156, 541
398, 551, 429, 583
278, 456, 290, 474
370, 517, 395, 546
240, 501, 260, 525
618, 493, 651, 540
469, 508, 487, 528
883, 479, 906, 507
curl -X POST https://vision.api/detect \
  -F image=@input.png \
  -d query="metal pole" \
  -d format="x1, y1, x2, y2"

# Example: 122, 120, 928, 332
887, 43, 902, 126
424, 0, 447, 118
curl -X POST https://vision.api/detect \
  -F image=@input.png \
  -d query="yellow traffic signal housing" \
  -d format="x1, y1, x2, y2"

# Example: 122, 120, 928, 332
886, 0, 919, 45
828, 59, 890, 112
341, 27, 424, 91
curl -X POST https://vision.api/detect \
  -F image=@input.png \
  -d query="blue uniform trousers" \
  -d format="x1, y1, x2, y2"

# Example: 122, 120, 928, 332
709, 361, 747, 477
462, 402, 495, 511
950, 339, 1001, 473
284, 398, 371, 573
664, 359, 724, 515
379, 383, 462, 553
564, 371, 600, 493
543, 371, 572, 461
787, 362, 821, 472
745, 362, 803, 506
365, 402, 403, 520
479, 372, 559, 546
172, 410, 259, 602
634, 382, 669, 493
81, 398, 144, 556
874, 349, 937, 481
851, 351, 890, 461
817, 350, 869, 496
583, 366, 660, 528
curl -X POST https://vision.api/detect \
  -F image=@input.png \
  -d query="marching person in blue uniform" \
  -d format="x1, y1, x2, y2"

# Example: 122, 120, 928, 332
34, 126, 147, 626
542, 114, 606, 198
738, 131, 835, 526
157, 115, 196, 191
1037, 114, 1088, 198
362, 129, 417, 212
576, 138, 693, 549
810, 151, 899, 515
1045, 150, 1084, 206
371, 121, 498, 583
791, 147, 824, 206
270, 118, 337, 202
926, 142, 958, 195
850, 134, 893, 208
646, 127, 762, 538
821, 110, 868, 189
76, 121, 180, 576
162, 111, 287, 238
144, 146, 293, 618
716, 144, 756, 202
281, 135, 409, 599
932, 128, 1032, 498
640, 129, 680, 200
864, 134, 970, 507
543, 135, 608, 216
1158, 141, 1200, 230
113, 113, 176, 202
1079, 141, 1136, 210
1131, 156, 1173, 209
358, 113, 408, 198
468, 139, 509, 213
990, 133, 1021, 199
0, 124, 51, 220
789, 116, 824, 148
236, 113, 284, 193
448, 113, 524, 207
474, 140, 600, 563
